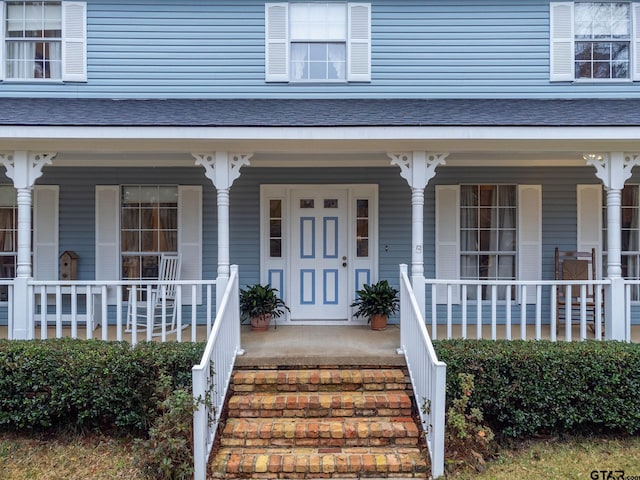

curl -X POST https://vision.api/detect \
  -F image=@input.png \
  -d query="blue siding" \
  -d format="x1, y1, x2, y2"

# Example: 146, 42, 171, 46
2, 0, 638, 99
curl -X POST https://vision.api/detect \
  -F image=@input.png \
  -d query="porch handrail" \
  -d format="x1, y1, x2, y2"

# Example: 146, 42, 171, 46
27, 279, 218, 343
422, 277, 610, 342
192, 265, 241, 480
399, 264, 446, 479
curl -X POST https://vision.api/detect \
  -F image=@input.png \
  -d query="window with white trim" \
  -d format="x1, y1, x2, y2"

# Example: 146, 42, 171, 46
120, 185, 178, 280
435, 184, 541, 304
265, 2, 371, 83
460, 184, 517, 300
2, 0, 87, 81
550, 2, 640, 81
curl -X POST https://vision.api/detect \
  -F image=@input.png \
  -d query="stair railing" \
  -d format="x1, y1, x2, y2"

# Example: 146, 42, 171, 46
399, 264, 446, 479
192, 265, 242, 480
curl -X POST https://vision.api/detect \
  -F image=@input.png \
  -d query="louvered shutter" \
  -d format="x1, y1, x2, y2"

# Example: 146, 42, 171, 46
633, 3, 640, 80
95, 186, 119, 303
517, 185, 542, 303
265, 3, 289, 82
62, 1, 87, 82
577, 184, 602, 277
435, 185, 460, 304
178, 186, 202, 304
0, 2, 4, 80
347, 3, 371, 82
34, 185, 59, 280
549, 2, 574, 82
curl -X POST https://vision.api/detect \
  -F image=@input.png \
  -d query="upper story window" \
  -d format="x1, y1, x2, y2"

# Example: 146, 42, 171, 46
550, 2, 640, 82
2, 1, 87, 82
265, 2, 371, 83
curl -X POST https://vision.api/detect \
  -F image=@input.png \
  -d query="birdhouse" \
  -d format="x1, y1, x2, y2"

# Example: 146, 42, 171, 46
60, 251, 79, 280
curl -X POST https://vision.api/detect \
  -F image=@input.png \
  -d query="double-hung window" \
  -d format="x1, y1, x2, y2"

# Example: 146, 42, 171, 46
120, 185, 178, 281
435, 184, 542, 304
265, 2, 371, 82
460, 185, 517, 300
2, 1, 86, 81
550, 2, 640, 81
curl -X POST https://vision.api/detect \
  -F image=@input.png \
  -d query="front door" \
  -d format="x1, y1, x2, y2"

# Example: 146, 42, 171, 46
261, 184, 377, 324
290, 189, 348, 320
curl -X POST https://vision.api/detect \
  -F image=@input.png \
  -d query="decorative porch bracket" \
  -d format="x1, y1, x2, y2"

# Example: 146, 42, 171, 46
585, 151, 640, 341
194, 152, 253, 312
388, 151, 448, 318
0, 151, 56, 339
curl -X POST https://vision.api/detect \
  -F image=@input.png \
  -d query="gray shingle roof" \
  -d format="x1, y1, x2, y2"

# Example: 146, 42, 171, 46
1, 98, 639, 127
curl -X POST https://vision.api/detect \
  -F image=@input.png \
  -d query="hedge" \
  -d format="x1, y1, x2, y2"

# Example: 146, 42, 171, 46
434, 340, 640, 438
0, 338, 205, 434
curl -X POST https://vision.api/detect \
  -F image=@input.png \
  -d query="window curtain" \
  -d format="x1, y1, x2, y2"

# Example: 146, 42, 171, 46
327, 44, 345, 79
6, 42, 60, 79
291, 44, 307, 81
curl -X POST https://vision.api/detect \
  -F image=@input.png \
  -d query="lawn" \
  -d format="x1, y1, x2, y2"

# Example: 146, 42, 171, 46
1, 432, 638, 479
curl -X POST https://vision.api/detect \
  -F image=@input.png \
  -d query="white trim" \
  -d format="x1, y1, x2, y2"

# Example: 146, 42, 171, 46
4, 125, 640, 142
260, 184, 378, 325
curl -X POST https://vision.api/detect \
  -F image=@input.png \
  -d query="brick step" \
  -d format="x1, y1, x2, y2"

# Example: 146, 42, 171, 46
221, 417, 420, 448
209, 446, 428, 479
227, 391, 413, 418
233, 368, 408, 393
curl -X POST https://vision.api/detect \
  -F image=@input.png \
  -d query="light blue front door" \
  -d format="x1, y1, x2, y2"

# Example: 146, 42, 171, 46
290, 189, 348, 320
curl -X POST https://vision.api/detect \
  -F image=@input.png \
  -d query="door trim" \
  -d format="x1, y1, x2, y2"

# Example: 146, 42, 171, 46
260, 184, 378, 325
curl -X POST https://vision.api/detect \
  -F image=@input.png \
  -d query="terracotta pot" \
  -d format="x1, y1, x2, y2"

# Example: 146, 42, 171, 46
369, 313, 388, 331
250, 314, 272, 331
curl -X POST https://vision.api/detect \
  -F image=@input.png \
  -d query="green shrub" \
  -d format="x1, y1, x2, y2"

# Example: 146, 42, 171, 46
134, 375, 197, 480
434, 340, 640, 438
0, 339, 205, 434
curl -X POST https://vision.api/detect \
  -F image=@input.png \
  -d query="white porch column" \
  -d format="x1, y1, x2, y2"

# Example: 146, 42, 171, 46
585, 151, 640, 341
388, 151, 448, 318
0, 151, 55, 339
194, 152, 252, 311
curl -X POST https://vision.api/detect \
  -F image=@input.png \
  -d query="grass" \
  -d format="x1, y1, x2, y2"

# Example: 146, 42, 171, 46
448, 435, 640, 480
0, 432, 146, 480
0, 432, 638, 479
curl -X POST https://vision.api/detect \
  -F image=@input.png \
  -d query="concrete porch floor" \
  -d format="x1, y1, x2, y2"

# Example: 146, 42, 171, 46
236, 324, 405, 367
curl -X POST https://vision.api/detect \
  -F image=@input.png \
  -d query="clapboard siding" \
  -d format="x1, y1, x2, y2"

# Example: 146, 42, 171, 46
1, 0, 638, 98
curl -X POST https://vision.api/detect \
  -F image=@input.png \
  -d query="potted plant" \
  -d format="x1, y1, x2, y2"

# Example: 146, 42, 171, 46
350, 280, 400, 330
239, 283, 289, 331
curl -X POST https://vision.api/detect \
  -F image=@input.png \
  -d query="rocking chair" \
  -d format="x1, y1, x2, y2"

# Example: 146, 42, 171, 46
554, 248, 602, 333
126, 253, 181, 335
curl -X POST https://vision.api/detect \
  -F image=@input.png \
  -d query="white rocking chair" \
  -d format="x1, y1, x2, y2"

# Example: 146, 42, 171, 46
126, 253, 181, 335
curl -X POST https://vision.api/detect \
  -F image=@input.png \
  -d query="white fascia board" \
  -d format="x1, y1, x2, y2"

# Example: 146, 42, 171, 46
1, 125, 640, 142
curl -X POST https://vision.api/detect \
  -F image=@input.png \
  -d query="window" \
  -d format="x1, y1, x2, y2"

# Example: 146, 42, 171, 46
435, 184, 541, 304
550, 2, 640, 81
3, 1, 87, 81
460, 185, 517, 300
120, 185, 178, 280
265, 2, 371, 83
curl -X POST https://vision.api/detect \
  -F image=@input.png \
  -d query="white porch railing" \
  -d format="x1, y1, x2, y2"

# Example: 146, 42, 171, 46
192, 265, 241, 480
422, 278, 611, 342
28, 279, 218, 344
399, 265, 446, 479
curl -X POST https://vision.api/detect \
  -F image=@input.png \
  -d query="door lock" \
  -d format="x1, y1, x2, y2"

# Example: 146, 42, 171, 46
342, 256, 347, 267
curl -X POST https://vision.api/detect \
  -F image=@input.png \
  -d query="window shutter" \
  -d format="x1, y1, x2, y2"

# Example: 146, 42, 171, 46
265, 3, 289, 82
62, 1, 87, 82
435, 185, 460, 304
517, 185, 542, 303
0, 1, 4, 81
577, 184, 602, 276
633, 3, 640, 80
178, 186, 202, 304
95, 186, 119, 303
549, 2, 574, 82
347, 3, 371, 82
34, 185, 59, 280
